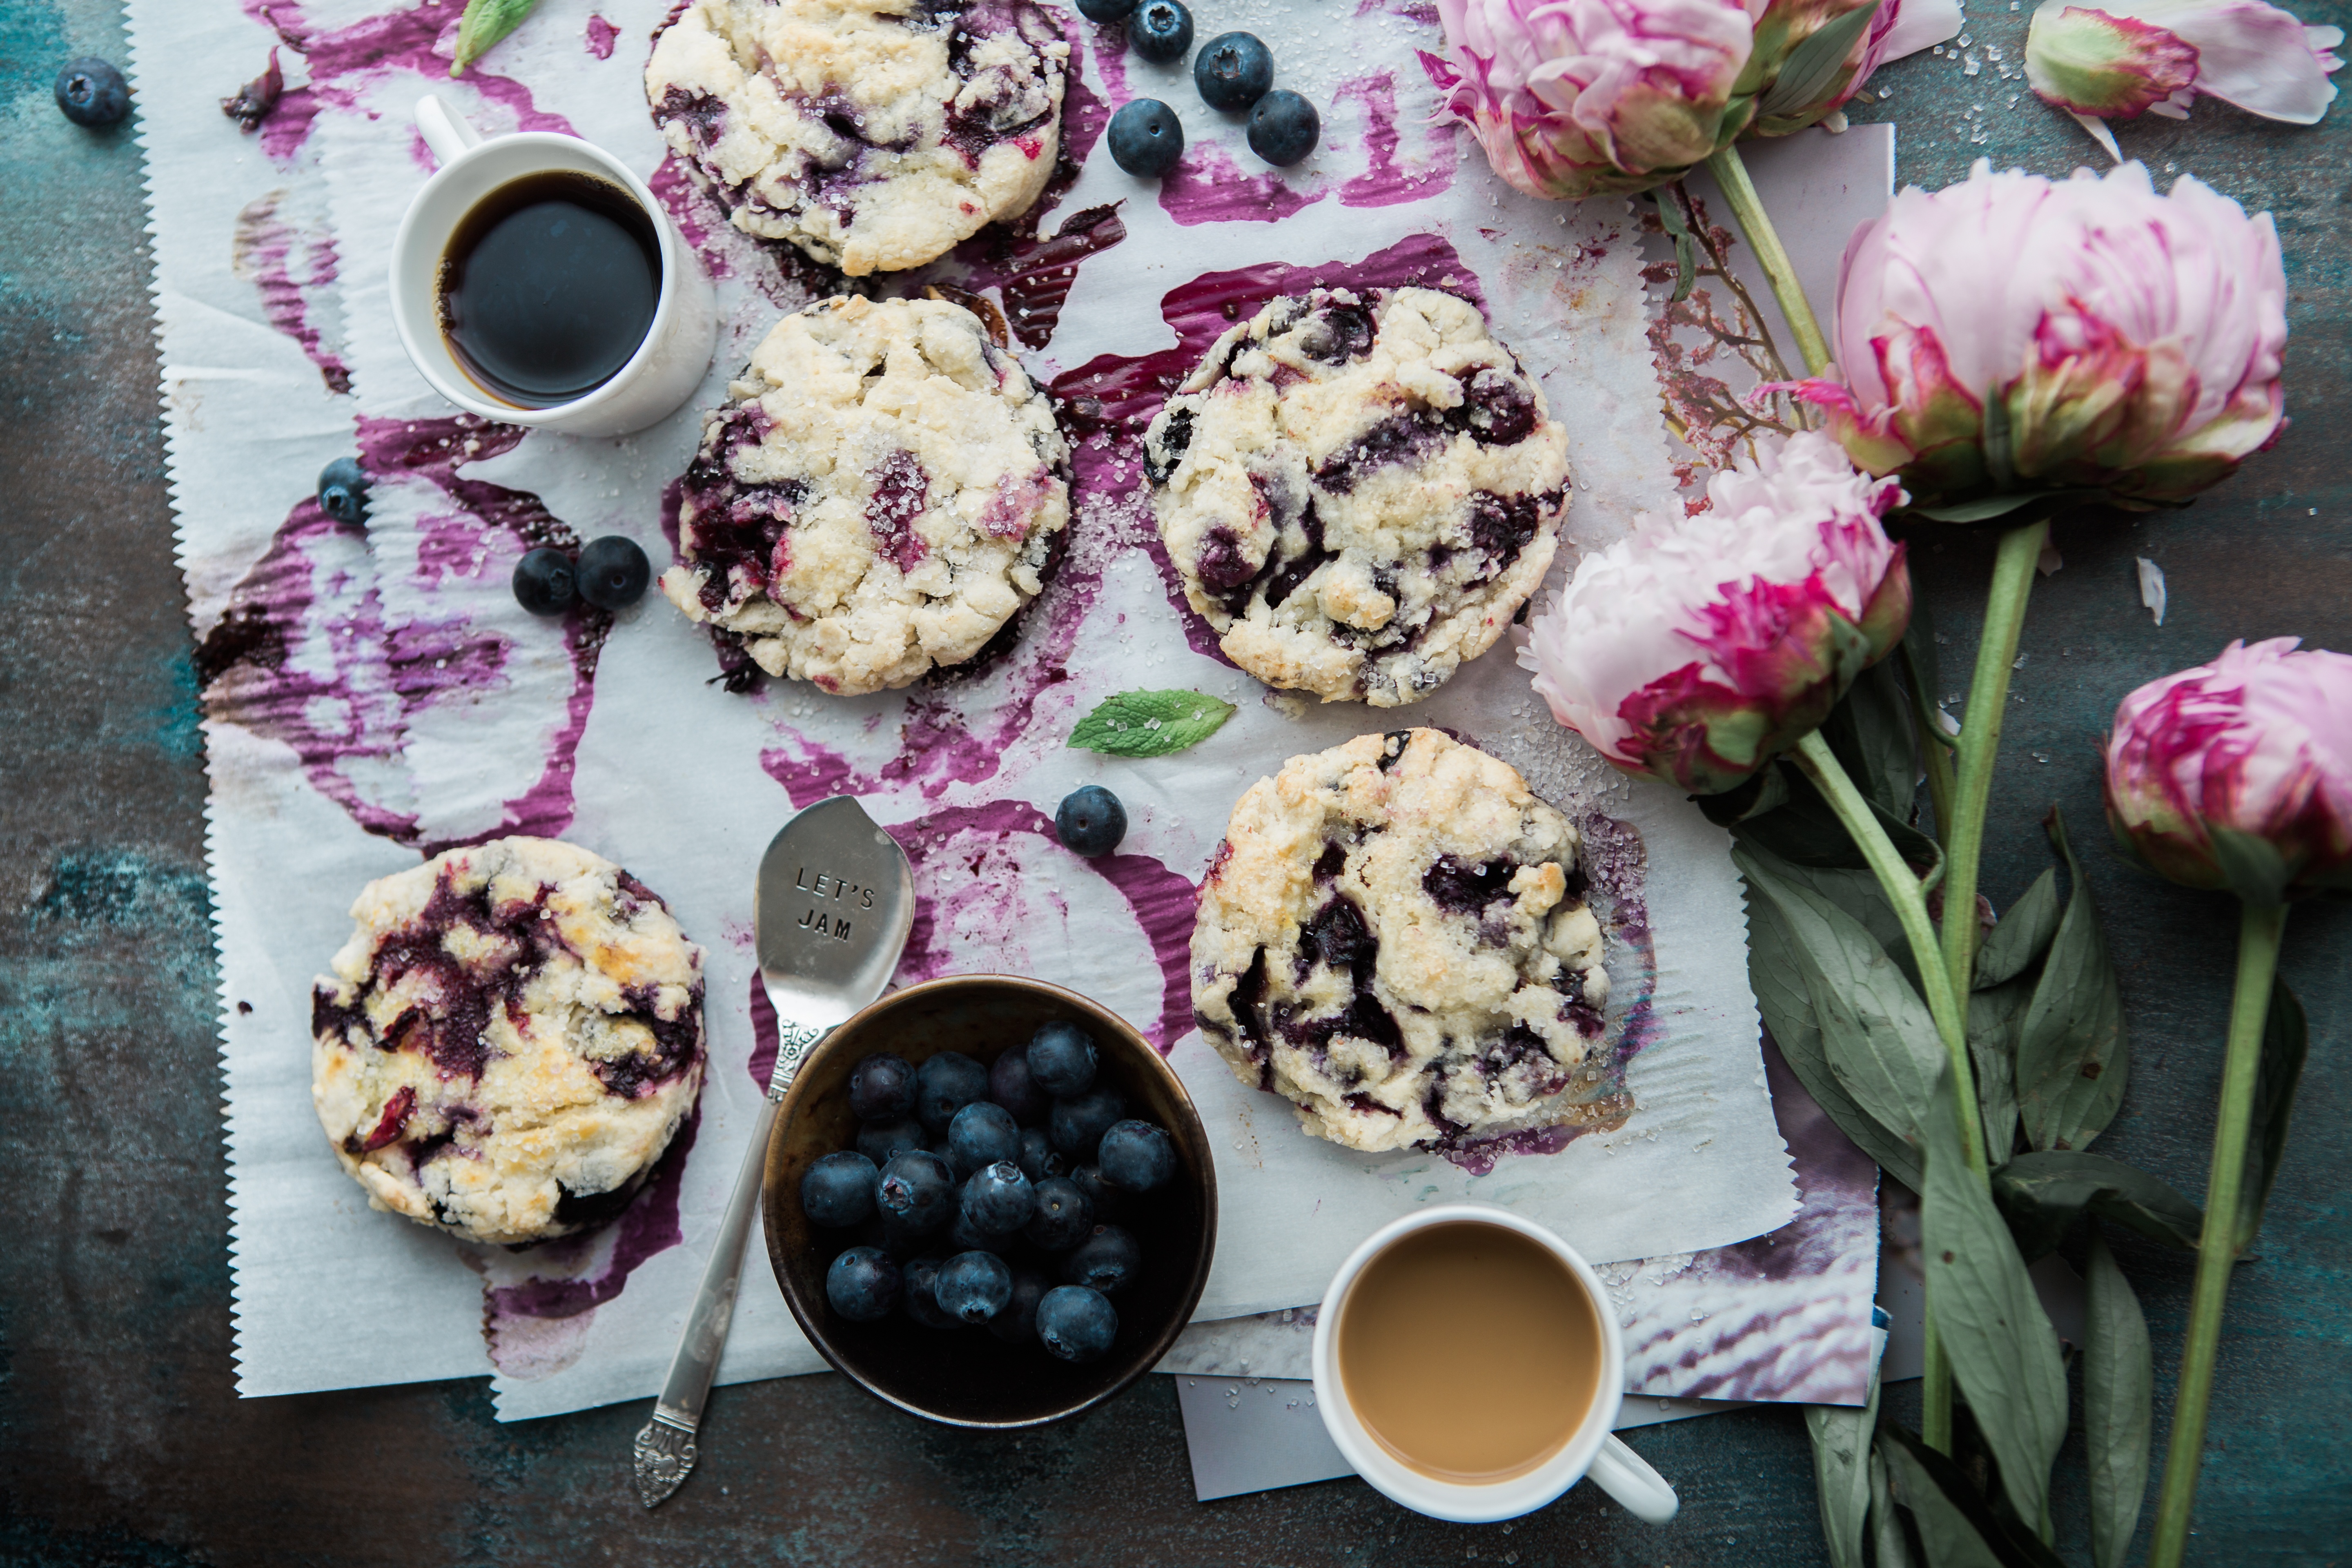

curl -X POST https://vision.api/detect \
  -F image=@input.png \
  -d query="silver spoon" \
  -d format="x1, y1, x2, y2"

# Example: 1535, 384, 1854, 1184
632, 796, 915, 1508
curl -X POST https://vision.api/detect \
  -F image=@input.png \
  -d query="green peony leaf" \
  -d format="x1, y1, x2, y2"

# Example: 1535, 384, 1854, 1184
1067, 688, 1236, 758
452, 0, 542, 74
1757, 0, 1884, 120
2015, 808, 2128, 1153
1818, 658, 1918, 821
2238, 976, 2309, 1254
1652, 187, 1698, 302
1807, 1365, 1882, 1568
2084, 1229, 2154, 1568
1968, 975, 2031, 1160
1990, 1149, 2202, 1261
1878, 1421, 2069, 1568
1975, 868, 2062, 990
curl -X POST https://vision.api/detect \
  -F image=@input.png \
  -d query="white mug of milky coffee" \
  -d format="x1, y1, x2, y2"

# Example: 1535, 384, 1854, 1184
388, 95, 715, 437
1312, 1205, 1680, 1525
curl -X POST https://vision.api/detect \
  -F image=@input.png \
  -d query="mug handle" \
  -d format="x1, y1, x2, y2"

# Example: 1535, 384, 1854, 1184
1586, 1434, 1680, 1525
415, 94, 485, 168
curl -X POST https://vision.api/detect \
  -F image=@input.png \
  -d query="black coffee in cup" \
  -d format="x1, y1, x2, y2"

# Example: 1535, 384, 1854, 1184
437, 170, 661, 409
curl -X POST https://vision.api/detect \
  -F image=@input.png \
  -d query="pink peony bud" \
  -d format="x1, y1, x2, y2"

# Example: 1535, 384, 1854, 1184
2104, 638, 2352, 903
1519, 431, 1910, 794
2026, 0, 2343, 127
1788, 160, 2288, 514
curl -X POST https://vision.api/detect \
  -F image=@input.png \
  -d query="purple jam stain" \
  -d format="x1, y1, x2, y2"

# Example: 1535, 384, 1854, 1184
931, 203, 1128, 351
1333, 72, 1458, 209
865, 450, 932, 572
746, 968, 780, 1088
1159, 143, 1326, 228
585, 13, 620, 58
481, 1102, 701, 1328
231, 190, 351, 394
223, 47, 287, 133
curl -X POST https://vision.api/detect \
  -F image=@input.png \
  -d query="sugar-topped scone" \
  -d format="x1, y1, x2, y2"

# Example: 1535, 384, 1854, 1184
662, 295, 1069, 695
1191, 730, 1608, 1152
647, 0, 1069, 275
1145, 287, 1570, 706
311, 837, 705, 1246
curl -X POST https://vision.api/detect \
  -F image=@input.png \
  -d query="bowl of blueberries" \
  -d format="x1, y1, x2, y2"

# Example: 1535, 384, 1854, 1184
762, 974, 1217, 1427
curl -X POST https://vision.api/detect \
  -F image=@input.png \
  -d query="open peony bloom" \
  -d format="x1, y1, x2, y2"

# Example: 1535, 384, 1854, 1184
2026, 0, 2343, 134
1421, 0, 1927, 200
2105, 638, 2352, 902
1788, 160, 2288, 513
1519, 431, 1910, 794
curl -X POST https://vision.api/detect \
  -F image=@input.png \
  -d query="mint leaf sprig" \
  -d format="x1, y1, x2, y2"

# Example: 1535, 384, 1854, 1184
1067, 689, 1235, 758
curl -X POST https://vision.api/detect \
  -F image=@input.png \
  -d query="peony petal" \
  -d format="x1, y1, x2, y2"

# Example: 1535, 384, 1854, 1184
2025, 4, 2201, 117
2085, 0, 2342, 121
2068, 107, 2128, 156
1880, 0, 1964, 58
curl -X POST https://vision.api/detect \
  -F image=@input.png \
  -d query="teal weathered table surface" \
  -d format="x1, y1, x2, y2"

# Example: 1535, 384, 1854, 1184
4, 0, 2346, 1561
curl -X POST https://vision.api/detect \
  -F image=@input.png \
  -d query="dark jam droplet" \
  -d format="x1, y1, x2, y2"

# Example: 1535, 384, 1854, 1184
1467, 490, 1547, 572
1422, 855, 1519, 911
1298, 301, 1375, 363
1461, 368, 1537, 445
1314, 413, 1447, 496
1145, 406, 1194, 485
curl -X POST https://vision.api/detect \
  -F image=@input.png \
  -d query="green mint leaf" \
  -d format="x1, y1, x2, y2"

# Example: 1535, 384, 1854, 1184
1067, 689, 1236, 759
451, 0, 542, 74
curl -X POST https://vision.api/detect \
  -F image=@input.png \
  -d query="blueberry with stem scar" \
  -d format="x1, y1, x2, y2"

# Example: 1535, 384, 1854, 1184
917, 1051, 989, 1131
1098, 1119, 1176, 1193
1248, 89, 1320, 165
801, 1150, 879, 1227
1063, 1223, 1144, 1295
875, 1149, 955, 1232
1128, 0, 1194, 62
1194, 32, 1273, 112
576, 536, 651, 610
947, 1101, 1022, 1180
316, 458, 371, 525
961, 1161, 1036, 1235
1105, 99, 1183, 179
1027, 1020, 1099, 1097
988, 1044, 1050, 1125
1037, 1285, 1118, 1362
1056, 786, 1127, 857
825, 1247, 900, 1321
935, 1250, 1014, 1323
1050, 1086, 1126, 1160
55, 58, 129, 127
512, 548, 578, 616
849, 1053, 918, 1120
1025, 1176, 1094, 1251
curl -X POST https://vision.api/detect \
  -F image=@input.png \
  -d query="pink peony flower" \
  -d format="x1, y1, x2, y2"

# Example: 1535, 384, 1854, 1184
1789, 160, 2288, 513
2026, 0, 2343, 131
2104, 638, 2352, 902
1519, 431, 1911, 794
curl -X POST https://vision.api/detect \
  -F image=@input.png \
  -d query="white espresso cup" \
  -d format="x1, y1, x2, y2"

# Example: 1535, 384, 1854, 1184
1312, 1205, 1681, 1525
388, 95, 717, 437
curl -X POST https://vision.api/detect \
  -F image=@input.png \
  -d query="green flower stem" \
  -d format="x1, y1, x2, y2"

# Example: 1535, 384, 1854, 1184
2147, 900, 2289, 1568
1922, 1324, 1956, 1453
1937, 518, 2050, 1022
1702, 143, 1833, 377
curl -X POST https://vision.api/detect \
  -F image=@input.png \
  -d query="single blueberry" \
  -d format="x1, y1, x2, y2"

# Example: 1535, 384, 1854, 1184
988, 1268, 1050, 1344
1063, 1224, 1144, 1296
824, 1246, 901, 1322
1037, 1285, 1119, 1363
1076, 0, 1138, 18
1025, 1176, 1094, 1251
917, 1051, 991, 1131
1027, 1020, 1099, 1098
316, 458, 371, 525
576, 535, 651, 610
947, 1100, 1022, 1180
1016, 1127, 1067, 1184
1071, 1164, 1127, 1223
1247, 89, 1320, 166
875, 1149, 956, 1232
848, 1053, 919, 1120
1105, 99, 1184, 180
935, 1250, 1015, 1324
1193, 32, 1274, 111
1098, 1119, 1177, 1193
800, 1150, 879, 1228
988, 1045, 1050, 1125
1055, 786, 1128, 858
1051, 1086, 1127, 1160
512, 548, 578, 616
962, 1160, 1036, 1235
902, 1255, 960, 1329
55, 58, 129, 127
855, 1116, 927, 1167
1128, 0, 1194, 62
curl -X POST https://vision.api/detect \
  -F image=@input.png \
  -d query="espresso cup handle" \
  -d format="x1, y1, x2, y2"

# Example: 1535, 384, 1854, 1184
415, 94, 484, 168
1586, 1434, 1679, 1525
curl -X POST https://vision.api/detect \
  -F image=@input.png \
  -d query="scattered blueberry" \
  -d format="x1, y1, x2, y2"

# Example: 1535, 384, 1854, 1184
1055, 786, 1128, 858
855, 1116, 927, 1166
1194, 32, 1273, 111
1098, 1120, 1177, 1194
1064, 1224, 1144, 1296
1051, 1086, 1127, 1160
988, 1269, 1050, 1344
902, 1256, 960, 1329
849, 1053, 919, 1120
875, 1149, 956, 1232
1248, 89, 1320, 166
1016, 1127, 1067, 1184
1105, 99, 1184, 180
316, 458, 371, 525
988, 1045, 1050, 1125
512, 548, 578, 616
801, 1150, 879, 1228
1025, 1176, 1094, 1251
962, 1161, 1037, 1235
1071, 1163, 1127, 1223
825, 1246, 901, 1322
947, 1101, 1022, 1180
575, 535, 651, 610
1128, 0, 1194, 62
1028, 1020, 1099, 1098
55, 58, 129, 127
935, 1251, 1015, 1324
917, 1051, 991, 1131
1037, 1285, 1119, 1363
1077, 0, 1139, 18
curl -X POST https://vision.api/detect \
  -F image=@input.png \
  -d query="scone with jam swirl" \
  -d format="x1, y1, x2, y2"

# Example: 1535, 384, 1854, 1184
1191, 729, 1608, 1153
1145, 287, 1570, 707
311, 837, 705, 1246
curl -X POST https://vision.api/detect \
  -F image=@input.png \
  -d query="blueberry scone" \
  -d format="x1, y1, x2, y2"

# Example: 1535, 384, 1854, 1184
1192, 729, 1608, 1153
311, 837, 706, 1246
647, 0, 1069, 276
1145, 287, 1570, 707
661, 294, 1070, 695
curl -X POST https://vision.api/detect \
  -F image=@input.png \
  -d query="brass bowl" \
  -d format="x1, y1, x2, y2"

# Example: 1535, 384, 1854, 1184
762, 974, 1218, 1427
